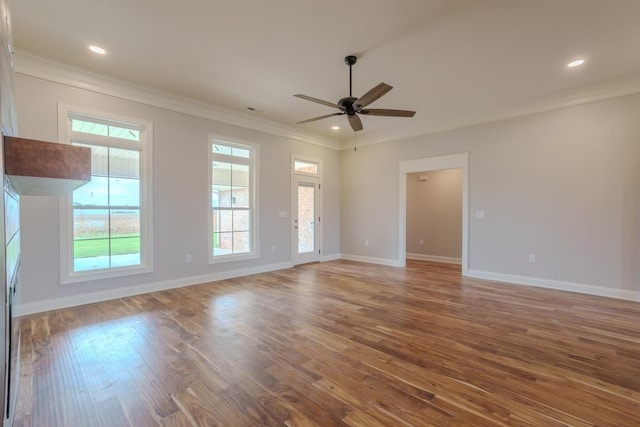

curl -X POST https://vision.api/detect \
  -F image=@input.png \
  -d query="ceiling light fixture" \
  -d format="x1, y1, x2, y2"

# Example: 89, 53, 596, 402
331, 126, 340, 131
567, 59, 585, 68
89, 45, 106, 55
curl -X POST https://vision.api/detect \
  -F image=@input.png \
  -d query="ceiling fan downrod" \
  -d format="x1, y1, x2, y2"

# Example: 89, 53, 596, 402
345, 55, 357, 97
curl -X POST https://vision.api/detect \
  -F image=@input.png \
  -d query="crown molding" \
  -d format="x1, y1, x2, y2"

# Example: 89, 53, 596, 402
342, 72, 640, 149
16, 51, 640, 152
14, 51, 341, 150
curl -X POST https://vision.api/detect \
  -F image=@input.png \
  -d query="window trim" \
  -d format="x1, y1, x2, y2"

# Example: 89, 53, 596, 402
208, 134, 259, 264
58, 104, 154, 284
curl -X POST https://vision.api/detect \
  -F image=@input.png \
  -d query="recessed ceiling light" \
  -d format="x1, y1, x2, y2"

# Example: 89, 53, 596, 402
89, 45, 106, 55
567, 59, 585, 68
331, 126, 340, 131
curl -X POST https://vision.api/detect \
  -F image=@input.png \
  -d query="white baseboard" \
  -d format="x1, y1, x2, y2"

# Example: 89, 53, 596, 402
406, 253, 462, 265
320, 253, 341, 262
466, 269, 640, 302
18, 260, 638, 316
340, 253, 404, 267
15, 261, 294, 316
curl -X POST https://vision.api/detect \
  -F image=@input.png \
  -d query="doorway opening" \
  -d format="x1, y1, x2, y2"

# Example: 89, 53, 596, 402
406, 168, 463, 265
398, 153, 469, 274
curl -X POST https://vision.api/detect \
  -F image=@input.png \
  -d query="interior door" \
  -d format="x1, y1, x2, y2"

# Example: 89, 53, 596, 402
293, 176, 320, 265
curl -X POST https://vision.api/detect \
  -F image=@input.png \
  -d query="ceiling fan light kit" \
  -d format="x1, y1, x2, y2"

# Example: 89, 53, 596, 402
295, 55, 416, 132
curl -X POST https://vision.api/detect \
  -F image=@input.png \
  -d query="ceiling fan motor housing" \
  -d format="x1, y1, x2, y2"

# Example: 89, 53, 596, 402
338, 97, 358, 115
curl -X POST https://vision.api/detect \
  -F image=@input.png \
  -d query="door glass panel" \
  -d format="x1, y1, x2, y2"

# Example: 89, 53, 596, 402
297, 184, 315, 254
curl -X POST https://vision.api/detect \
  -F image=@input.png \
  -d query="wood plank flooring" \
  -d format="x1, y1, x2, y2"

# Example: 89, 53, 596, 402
13, 260, 640, 426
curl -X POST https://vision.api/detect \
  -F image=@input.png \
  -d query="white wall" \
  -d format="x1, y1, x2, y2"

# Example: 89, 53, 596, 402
13, 64, 640, 309
406, 169, 462, 260
342, 93, 640, 299
14, 73, 341, 314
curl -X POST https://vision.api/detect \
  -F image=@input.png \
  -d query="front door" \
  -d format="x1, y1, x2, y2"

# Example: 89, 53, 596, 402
293, 176, 320, 264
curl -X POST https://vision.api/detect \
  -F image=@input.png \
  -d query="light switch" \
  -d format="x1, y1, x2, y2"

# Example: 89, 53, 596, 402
278, 211, 288, 218
475, 210, 485, 219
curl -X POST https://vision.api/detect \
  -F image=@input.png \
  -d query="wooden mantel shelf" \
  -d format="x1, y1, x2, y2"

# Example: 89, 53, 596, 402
3, 136, 91, 196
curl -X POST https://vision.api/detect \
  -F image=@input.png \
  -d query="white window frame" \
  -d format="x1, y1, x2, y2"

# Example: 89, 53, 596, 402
58, 104, 154, 284
209, 135, 259, 264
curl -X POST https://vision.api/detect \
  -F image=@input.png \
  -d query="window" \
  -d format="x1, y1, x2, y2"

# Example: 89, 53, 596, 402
293, 159, 319, 175
59, 106, 153, 283
209, 138, 257, 262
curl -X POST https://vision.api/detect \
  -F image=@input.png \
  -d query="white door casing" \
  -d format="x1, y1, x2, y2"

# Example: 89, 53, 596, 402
399, 152, 469, 274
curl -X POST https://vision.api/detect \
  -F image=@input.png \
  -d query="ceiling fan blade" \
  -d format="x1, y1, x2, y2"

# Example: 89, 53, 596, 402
360, 108, 416, 117
294, 94, 338, 109
353, 82, 393, 109
297, 112, 344, 124
348, 114, 363, 132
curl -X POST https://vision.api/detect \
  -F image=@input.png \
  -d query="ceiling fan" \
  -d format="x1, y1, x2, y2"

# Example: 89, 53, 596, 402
295, 55, 416, 132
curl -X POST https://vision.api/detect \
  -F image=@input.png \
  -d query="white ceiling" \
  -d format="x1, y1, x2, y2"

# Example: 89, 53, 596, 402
11, 0, 640, 146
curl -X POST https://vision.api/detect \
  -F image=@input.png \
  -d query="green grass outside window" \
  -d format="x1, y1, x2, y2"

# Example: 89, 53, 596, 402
74, 235, 140, 259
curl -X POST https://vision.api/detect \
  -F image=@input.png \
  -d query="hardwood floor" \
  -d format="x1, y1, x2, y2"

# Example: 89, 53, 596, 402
13, 260, 640, 426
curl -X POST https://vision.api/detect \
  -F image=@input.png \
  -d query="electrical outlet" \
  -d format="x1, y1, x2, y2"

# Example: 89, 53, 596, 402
365, 240, 369, 247
528, 254, 536, 263
186, 254, 192, 263
419, 239, 424, 245
271, 246, 276, 253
